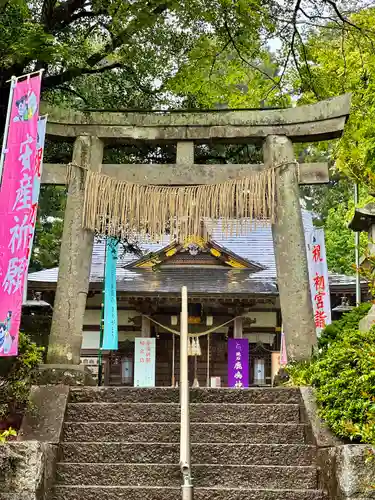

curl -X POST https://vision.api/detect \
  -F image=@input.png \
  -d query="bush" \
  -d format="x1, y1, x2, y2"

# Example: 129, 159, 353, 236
0, 333, 43, 430
286, 314, 375, 445
284, 360, 315, 387
318, 302, 372, 350
312, 327, 375, 445
0, 429, 17, 444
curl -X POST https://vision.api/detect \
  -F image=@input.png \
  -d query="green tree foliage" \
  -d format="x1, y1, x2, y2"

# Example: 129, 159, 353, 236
300, 175, 367, 275
291, 8, 375, 188
286, 7, 375, 275
0, 0, 370, 118
0, 0, 278, 117
30, 185, 65, 272
318, 302, 372, 350
324, 192, 365, 275
311, 327, 375, 445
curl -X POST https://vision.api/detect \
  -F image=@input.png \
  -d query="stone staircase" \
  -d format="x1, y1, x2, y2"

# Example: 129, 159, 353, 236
52, 387, 327, 500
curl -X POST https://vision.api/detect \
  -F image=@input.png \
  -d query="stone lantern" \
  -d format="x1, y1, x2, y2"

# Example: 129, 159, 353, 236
348, 202, 375, 330
349, 202, 375, 258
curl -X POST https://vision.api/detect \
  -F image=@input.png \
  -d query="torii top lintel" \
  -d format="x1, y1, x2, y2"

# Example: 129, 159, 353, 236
40, 94, 351, 145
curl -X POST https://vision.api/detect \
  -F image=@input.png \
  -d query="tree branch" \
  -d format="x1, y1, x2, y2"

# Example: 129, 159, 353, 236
42, 62, 122, 89
209, 39, 232, 79
49, 0, 87, 30
56, 85, 89, 105
41, 0, 58, 29
324, 0, 365, 32
289, 0, 320, 99
63, 10, 103, 26
86, 1, 170, 68
223, 19, 282, 91
43, 61, 162, 98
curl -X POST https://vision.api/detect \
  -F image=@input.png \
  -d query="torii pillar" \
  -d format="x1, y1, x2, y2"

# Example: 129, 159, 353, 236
46, 135, 103, 370
264, 136, 316, 360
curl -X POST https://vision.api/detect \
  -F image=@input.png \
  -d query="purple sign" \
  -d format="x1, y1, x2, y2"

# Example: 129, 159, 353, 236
228, 338, 249, 388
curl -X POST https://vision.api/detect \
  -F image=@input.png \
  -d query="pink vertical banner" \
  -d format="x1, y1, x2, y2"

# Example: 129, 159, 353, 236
0, 73, 42, 356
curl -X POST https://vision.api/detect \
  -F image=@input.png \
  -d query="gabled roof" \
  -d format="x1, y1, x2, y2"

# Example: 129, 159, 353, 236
128, 236, 265, 272
28, 210, 360, 296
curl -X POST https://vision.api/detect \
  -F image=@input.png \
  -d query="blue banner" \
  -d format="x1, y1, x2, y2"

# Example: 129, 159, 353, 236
102, 237, 118, 350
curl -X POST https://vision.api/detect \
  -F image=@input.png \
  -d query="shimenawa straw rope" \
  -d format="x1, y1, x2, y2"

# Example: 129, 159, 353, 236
66, 160, 299, 241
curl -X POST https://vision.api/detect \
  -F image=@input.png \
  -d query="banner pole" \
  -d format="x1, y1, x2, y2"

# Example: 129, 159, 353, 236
6, 69, 44, 83
0, 76, 16, 186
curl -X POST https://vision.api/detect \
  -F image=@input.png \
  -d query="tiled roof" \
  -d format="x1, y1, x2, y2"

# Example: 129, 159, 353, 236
107, 268, 277, 295
28, 210, 357, 294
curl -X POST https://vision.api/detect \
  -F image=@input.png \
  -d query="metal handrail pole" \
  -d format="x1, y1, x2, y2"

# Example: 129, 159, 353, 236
180, 286, 193, 500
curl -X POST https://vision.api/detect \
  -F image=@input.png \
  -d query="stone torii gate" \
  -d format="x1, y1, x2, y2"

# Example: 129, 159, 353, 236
38, 95, 351, 374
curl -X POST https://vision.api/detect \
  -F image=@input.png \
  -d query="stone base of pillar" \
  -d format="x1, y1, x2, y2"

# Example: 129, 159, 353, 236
36, 364, 96, 386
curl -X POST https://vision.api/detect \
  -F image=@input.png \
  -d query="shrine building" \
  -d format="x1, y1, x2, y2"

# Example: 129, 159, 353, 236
27, 210, 364, 387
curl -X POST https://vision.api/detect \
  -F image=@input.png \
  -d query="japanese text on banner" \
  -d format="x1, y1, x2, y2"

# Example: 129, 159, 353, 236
134, 338, 156, 387
0, 74, 42, 356
306, 228, 331, 336
228, 338, 249, 388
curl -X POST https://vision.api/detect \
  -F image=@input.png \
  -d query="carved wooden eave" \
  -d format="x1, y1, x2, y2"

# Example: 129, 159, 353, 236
40, 94, 351, 145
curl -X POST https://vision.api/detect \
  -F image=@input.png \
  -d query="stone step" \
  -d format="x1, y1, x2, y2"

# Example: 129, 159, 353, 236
63, 422, 307, 444
60, 442, 316, 466
65, 403, 300, 424
53, 486, 327, 500
69, 387, 301, 405
55, 464, 317, 489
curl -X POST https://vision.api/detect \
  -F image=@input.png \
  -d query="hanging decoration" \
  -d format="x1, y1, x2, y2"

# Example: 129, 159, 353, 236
195, 336, 201, 356
144, 315, 241, 338
79, 164, 278, 242
188, 336, 201, 357
188, 337, 193, 356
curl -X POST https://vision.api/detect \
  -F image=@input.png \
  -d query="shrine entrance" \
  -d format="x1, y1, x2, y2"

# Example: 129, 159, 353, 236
38, 95, 351, 378
81, 289, 282, 387
101, 332, 276, 388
